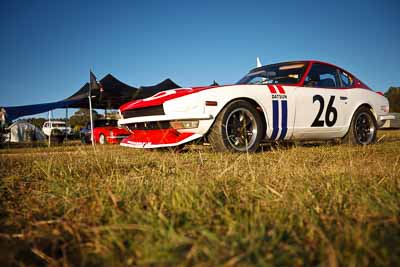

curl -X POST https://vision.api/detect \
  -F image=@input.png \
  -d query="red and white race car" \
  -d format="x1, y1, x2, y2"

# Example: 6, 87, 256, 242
118, 60, 392, 152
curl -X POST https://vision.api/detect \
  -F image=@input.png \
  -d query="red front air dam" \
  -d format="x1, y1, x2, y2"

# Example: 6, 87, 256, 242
121, 129, 195, 148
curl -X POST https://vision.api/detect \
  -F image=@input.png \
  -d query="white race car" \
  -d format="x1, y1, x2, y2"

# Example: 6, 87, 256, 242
118, 60, 392, 152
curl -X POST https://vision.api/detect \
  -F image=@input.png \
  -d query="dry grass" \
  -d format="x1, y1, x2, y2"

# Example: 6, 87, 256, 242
0, 130, 399, 266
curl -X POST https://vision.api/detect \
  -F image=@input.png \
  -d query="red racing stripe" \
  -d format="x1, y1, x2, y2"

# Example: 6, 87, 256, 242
267, 84, 276, 94
276, 84, 285, 94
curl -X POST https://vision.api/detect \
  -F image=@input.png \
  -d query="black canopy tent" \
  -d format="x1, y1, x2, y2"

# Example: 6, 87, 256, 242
3, 75, 181, 121
136, 78, 181, 100
3, 99, 80, 122
64, 74, 140, 110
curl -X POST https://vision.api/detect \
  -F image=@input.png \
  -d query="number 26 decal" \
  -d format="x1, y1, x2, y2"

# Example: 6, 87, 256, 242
311, 95, 337, 127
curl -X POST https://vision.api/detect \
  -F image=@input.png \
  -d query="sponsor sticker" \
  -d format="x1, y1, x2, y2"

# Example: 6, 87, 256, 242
272, 94, 287, 100
128, 141, 152, 146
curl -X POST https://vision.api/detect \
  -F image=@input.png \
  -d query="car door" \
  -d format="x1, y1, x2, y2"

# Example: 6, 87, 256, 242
293, 63, 350, 139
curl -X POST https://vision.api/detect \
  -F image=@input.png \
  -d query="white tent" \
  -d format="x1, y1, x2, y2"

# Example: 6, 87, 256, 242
4, 121, 46, 143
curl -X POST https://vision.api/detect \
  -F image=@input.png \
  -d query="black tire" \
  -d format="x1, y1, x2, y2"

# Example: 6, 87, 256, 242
99, 134, 107, 145
207, 100, 265, 152
342, 106, 377, 145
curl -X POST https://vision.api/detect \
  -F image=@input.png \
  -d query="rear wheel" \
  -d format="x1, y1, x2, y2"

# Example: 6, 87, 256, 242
208, 100, 264, 152
99, 134, 107, 145
342, 106, 377, 145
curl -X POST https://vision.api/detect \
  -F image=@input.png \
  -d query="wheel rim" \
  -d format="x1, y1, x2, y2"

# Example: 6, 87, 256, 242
354, 112, 375, 145
225, 108, 258, 151
99, 134, 105, 144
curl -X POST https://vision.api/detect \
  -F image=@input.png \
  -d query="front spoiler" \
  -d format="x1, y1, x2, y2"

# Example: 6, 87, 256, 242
120, 129, 202, 148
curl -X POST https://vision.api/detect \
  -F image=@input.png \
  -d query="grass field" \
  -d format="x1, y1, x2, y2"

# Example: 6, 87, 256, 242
1, 130, 399, 267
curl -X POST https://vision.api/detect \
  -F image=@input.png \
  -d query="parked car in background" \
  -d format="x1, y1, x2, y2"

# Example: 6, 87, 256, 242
80, 119, 130, 144
42, 121, 72, 136
42, 120, 71, 143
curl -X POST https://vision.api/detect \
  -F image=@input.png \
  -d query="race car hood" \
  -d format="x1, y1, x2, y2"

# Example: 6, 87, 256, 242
119, 86, 219, 112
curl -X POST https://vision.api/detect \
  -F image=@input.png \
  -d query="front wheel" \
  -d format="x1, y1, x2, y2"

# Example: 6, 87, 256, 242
207, 100, 264, 152
342, 106, 377, 145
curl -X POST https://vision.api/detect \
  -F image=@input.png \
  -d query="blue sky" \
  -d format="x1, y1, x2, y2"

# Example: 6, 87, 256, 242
0, 0, 399, 115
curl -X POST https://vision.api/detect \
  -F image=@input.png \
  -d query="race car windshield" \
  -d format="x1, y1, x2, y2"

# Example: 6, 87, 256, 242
237, 62, 307, 85
94, 120, 118, 127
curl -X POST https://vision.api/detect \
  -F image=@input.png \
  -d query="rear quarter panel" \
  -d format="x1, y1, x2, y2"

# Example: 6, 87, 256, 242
346, 88, 389, 127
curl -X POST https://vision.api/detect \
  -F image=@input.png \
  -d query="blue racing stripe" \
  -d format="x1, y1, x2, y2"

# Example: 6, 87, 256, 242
271, 100, 279, 140
279, 100, 287, 140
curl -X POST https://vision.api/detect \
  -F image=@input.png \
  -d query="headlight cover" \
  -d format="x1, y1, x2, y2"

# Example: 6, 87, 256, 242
170, 120, 199, 129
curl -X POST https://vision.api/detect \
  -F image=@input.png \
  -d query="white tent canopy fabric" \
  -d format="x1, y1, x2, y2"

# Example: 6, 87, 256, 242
5, 121, 46, 143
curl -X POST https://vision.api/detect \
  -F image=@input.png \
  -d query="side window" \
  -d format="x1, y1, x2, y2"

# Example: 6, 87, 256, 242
248, 76, 267, 85
304, 63, 340, 88
339, 71, 353, 88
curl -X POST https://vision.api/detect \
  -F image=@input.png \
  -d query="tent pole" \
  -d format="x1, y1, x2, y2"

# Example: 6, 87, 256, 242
48, 111, 51, 147
89, 71, 95, 147
65, 107, 68, 142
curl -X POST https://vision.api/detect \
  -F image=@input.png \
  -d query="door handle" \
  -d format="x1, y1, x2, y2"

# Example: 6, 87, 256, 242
340, 96, 348, 100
